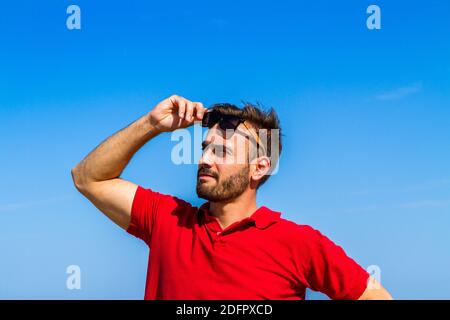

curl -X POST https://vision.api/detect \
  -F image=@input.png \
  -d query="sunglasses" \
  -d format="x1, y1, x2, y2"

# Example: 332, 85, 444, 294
201, 110, 245, 131
201, 110, 266, 155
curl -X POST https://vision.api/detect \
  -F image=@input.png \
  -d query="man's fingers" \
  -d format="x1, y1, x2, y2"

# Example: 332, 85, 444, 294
167, 95, 205, 126
194, 102, 206, 120
185, 102, 195, 122
173, 97, 186, 119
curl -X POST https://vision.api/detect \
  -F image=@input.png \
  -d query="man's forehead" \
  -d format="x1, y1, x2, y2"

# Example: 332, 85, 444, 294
203, 126, 248, 145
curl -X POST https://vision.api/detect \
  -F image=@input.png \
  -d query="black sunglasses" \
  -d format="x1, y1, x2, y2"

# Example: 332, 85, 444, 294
201, 110, 245, 130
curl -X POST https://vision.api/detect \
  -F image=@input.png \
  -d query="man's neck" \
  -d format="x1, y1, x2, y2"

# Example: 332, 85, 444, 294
209, 189, 258, 230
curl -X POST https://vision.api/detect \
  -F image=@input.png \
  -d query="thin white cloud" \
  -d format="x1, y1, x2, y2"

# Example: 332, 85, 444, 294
0, 195, 75, 213
342, 205, 379, 213
375, 82, 422, 101
349, 178, 450, 196
398, 179, 450, 192
398, 200, 450, 209
342, 197, 450, 213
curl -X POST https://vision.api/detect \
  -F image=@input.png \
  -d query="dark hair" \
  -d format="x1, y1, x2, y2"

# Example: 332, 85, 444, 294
209, 102, 282, 188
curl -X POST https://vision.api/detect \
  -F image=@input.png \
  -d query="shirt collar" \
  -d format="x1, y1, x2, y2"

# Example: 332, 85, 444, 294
198, 202, 281, 230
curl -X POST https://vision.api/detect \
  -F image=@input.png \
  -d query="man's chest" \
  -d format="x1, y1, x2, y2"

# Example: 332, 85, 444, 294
149, 224, 304, 299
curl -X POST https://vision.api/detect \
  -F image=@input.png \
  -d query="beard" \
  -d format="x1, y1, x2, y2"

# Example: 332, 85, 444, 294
196, 165, 250, 202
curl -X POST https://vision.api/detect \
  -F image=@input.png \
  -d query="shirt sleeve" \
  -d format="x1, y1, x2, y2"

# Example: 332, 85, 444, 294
126, 186, 173, 247
296, 225, 370, 300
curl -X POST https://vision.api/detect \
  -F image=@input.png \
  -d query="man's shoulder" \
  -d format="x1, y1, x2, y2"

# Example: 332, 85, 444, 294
137, 186, 195, 206
273, 216, 324, 243
135, 186, 199, 219
276, 216, 317, 232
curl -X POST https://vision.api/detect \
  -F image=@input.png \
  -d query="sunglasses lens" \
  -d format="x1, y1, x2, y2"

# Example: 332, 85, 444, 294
220, 117, 240, 130
202, 112, 242, 131
219, 114, 240, 130
202, 111, 220, 127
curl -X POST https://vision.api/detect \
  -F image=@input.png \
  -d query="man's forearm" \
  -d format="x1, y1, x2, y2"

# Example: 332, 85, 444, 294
72, 113, 159, 188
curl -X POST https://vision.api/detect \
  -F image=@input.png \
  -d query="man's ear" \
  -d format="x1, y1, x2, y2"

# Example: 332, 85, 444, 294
251, 156, 271, 183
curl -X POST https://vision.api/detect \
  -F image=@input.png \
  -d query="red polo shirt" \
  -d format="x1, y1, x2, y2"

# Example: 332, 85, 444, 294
126, 186, 369, 300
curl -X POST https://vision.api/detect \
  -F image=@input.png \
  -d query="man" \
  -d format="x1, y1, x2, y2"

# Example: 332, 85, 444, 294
71, 95, 392, 300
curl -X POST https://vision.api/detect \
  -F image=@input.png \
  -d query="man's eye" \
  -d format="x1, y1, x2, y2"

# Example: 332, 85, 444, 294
202, 144, 229, 157
212, 146, 227, 158
215, 148, 224, 157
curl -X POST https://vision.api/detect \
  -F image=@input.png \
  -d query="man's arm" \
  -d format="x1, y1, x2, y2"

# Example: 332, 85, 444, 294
357, 276, 393, 300
71, 95, 206, 230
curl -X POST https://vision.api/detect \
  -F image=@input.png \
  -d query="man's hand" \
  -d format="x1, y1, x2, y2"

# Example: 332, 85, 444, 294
148, 95, 207, 133
358, 276, 393, 300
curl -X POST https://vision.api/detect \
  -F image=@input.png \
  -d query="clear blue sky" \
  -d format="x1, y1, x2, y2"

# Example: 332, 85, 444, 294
1, 0, 449, 299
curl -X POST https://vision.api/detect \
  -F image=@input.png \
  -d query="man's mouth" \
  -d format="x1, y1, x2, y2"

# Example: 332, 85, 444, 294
199, 175, 214, 180
198, 173, 217, 180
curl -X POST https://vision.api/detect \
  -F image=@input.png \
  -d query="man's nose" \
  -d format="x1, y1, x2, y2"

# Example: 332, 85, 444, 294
199, 148, 214, 167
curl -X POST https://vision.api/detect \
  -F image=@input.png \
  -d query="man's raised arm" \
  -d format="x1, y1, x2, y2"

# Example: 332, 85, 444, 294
70, 95, 206, 230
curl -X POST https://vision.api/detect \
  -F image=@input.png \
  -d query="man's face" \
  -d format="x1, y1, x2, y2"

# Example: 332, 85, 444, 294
196, 124, 253, 202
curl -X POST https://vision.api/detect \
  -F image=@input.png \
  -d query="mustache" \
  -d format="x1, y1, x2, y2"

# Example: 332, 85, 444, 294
197, 167, 219, 179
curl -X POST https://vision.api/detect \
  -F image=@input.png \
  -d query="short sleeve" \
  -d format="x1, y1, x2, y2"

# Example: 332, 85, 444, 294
126, 186, 172, 247
296, 226, 370, 300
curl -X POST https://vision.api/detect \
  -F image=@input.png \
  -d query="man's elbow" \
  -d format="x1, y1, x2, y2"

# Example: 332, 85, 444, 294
71, 165, 88, 193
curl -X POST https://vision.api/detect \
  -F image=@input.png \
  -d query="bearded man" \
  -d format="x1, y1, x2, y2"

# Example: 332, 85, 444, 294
71, 95, 392, 300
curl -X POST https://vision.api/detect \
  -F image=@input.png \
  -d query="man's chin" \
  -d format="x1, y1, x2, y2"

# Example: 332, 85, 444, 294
196, 184, 216, 201
196, 191, 212, 201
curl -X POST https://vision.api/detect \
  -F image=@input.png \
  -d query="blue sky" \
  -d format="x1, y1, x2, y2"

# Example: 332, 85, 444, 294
1, 0, 449, 299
